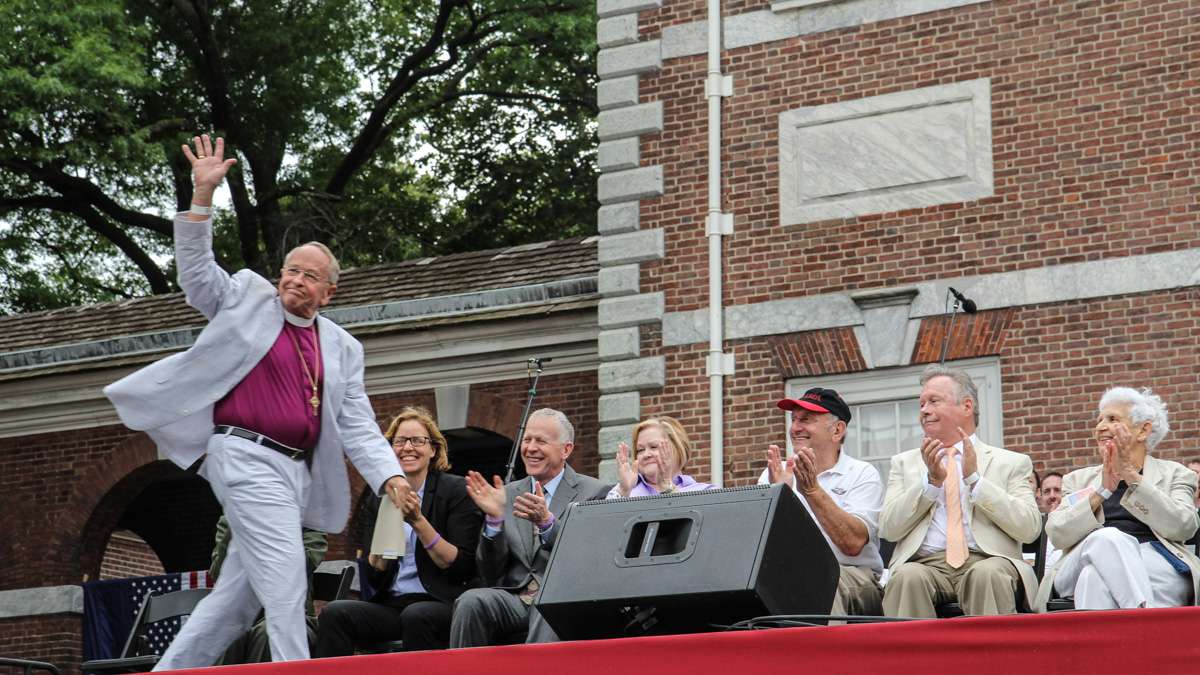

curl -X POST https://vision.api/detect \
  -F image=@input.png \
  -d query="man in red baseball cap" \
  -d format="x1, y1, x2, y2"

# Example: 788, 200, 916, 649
760, 387, 885, 617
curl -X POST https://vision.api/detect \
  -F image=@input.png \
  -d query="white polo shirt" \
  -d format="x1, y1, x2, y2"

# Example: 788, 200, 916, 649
758, 450, 885, 575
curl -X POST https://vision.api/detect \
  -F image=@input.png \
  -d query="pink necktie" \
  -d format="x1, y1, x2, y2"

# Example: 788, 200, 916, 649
944, 448, 968, 568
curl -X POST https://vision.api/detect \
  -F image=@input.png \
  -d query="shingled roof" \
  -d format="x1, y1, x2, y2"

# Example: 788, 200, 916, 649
0, 236, 599, 374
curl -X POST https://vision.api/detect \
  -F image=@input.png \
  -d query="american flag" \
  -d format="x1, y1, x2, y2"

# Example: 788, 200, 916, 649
82, 571, 211, 660
132, 571, 210, 654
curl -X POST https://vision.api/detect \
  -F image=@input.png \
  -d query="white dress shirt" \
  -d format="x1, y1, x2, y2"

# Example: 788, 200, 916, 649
916, 434, 984, 556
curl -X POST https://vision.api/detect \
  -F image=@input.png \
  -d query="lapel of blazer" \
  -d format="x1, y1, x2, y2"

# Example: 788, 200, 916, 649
312, 315, 341, 455
316, 315, 341, 404
511, 477, 536, 564
521, 466, 580, 564
1141, 454, 1162, 489
967, 441, 994, 525
974, 439, 995, 476
549, 465, 581, 516
421, 471, 440, 522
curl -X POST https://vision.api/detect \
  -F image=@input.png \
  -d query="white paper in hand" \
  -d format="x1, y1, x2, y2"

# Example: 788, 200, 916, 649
370, 496, 407, 559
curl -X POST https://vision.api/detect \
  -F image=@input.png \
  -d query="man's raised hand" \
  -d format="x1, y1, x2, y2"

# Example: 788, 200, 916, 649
181, 134, 237, 205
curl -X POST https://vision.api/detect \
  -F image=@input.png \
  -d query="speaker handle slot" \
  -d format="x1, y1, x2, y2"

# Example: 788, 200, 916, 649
615, 510, 703, 567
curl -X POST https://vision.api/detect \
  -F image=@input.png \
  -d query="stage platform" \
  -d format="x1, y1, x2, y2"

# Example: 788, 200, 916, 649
167, 606, 1200, 674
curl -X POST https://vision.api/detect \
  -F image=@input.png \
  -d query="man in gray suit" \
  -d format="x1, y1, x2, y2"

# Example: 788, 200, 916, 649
104, 135, 408, 668
451, 408, 609, 647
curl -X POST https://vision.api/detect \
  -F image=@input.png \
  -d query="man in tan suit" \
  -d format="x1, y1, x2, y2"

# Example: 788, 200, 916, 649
880, 365, 1041, 617
1037, 387, 1198, 610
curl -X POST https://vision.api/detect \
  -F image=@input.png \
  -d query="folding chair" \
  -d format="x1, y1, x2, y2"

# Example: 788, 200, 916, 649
312, 564, 355, 603
81, 587, 211, 674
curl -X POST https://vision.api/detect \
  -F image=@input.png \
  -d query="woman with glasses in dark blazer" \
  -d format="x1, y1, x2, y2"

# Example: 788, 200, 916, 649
314, 406, 481, 654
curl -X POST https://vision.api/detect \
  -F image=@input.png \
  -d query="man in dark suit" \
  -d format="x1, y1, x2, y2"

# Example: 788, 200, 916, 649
450, 408, 610, 647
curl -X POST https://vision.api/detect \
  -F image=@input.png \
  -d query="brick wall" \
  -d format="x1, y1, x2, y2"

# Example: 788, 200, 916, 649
1000, 288, 1200, 473
637, 0, 1200, 311
0, 614, 81, 675
0, 425, 140, 590
628, 0, 1200, 484
99, 531, 166, 580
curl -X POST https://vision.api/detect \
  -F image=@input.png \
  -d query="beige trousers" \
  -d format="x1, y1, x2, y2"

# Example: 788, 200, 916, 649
882, 551, 1022, 618
830, 565, 884, 617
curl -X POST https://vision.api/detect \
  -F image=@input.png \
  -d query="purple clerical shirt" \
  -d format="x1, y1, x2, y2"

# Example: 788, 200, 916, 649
213, 318, 323, 450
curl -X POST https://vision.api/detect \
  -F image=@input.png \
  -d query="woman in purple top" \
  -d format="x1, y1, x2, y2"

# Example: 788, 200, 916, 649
606, 416, 714, 499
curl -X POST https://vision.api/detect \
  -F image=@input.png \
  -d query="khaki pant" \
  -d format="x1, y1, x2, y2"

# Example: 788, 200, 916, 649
883, 551, 1022, 618
830, 565, 884, 617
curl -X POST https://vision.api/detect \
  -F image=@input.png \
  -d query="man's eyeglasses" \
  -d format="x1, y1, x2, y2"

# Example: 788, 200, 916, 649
393, 436, 432, 448
281, 265, 329, 284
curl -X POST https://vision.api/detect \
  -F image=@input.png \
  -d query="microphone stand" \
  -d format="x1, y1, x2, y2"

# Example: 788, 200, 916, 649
504, 358, 547, 483
938, 289, 965, 366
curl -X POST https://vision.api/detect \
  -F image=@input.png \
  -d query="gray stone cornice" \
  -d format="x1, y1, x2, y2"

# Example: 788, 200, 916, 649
661, 1, 992, 60
664, 248, 1200, 346
0, 585, 83, 618
597, 0, 662, 19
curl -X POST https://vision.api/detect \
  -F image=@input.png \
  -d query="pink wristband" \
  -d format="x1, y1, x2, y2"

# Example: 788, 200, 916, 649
485, 515, 504, 528
537, 512, 556, 532
423, 533, 442, 550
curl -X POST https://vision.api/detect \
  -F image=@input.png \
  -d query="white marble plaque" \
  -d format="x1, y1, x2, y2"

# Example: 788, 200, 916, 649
780, 78, 993, 225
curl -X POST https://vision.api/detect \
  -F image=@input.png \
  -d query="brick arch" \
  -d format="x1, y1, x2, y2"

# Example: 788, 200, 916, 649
49, 432, 164, 583
464, 389, 525, 440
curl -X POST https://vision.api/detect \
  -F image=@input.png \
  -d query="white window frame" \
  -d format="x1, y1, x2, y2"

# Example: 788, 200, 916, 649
784, 357, 1004, 466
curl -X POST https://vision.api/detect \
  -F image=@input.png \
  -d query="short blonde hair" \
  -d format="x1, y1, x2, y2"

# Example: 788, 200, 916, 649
383, 406, 450, 472
633, 416, 692, 472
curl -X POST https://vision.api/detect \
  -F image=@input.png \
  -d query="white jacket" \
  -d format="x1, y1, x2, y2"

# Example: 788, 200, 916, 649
104, 214, 401, 533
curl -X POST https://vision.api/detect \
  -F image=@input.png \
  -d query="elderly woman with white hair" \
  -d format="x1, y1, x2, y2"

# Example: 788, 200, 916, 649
1036, 387, 1200, 610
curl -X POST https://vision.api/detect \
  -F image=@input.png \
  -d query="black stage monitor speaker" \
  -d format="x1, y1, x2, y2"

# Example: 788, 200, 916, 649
535, 483, 839, 640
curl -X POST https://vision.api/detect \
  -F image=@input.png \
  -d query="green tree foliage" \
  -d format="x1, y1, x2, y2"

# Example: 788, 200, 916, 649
0, 0, 598, 314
